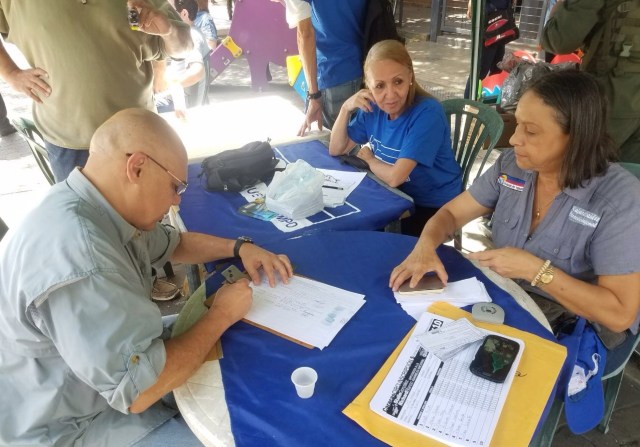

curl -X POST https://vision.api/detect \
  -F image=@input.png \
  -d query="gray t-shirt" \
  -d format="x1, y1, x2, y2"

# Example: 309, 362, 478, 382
469, 149, 640, 330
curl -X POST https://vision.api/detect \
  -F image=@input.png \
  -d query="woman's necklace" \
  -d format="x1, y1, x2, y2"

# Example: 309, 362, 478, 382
534, 195, 556, 220
533, 179, 558, 221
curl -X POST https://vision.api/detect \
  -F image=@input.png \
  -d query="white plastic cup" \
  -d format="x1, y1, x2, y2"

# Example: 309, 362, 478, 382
291, 367, 318, 399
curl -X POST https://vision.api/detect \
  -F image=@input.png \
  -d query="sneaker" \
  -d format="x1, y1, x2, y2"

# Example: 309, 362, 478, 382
152, 278, 181, 301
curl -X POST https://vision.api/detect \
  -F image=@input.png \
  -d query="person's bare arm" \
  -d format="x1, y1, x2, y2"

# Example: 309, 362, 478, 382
171, 232, 293, 287
390, 192, 492, 290
468, 250, 640, 333
329, 89, 374, 156
130, 280, 252, 413
0, 40, 50, 102
296, 17, 323, 136
355, 148, 417, 188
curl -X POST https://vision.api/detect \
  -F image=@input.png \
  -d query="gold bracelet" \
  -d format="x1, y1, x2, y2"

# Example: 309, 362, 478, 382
531, 259, 551, 287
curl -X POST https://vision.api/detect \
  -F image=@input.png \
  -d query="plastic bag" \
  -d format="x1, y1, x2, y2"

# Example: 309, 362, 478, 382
266, 159, 325, 219
499, 55, 578, 111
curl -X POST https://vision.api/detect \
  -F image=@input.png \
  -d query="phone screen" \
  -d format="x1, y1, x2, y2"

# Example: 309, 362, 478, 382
469, 335, 520, 383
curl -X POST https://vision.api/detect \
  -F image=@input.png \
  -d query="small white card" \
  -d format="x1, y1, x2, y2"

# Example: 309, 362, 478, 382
416, 318, 486, 360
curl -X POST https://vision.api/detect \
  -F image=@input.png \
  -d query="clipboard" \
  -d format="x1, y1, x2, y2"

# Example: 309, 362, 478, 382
206, 265, 314, 349
343, 302, 567, 447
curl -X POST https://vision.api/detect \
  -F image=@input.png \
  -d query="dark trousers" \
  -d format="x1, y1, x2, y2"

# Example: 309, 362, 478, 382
530, 293, 634, 376
44, 140, 90, 183
400, 206, 439, 237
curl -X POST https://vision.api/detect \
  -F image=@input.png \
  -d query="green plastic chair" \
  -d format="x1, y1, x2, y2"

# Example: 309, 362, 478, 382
12, 117, 55, 185
441, 99, 504, 250
620, 161, 640, 178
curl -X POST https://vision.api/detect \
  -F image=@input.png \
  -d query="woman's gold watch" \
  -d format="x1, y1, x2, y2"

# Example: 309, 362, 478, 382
531, 260, 554, 287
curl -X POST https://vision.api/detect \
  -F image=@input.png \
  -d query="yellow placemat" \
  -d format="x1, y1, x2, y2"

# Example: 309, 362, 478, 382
343, 302, 566, 447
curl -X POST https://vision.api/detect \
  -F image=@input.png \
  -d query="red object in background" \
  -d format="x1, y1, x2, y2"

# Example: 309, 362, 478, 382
550, 53, 582, 64
482, 70, 509, 91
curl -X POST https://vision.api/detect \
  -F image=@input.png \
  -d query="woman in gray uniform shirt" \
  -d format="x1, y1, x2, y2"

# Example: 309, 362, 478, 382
390, 70, 640, 372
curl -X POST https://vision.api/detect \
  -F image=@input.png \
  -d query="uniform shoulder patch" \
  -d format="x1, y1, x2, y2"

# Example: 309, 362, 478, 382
497, 173, 525, 191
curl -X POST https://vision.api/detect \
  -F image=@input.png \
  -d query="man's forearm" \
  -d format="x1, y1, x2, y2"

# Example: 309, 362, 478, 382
129, 307, 233, 413
171, 232, 235, 264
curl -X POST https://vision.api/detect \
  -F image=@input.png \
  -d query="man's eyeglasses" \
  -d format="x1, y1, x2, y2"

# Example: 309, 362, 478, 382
126, 152, 188, 195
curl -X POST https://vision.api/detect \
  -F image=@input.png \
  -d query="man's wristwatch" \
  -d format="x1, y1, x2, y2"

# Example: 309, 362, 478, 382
531, 260, 554, 287
307, 90, 322, 100
233, 236, 254, 258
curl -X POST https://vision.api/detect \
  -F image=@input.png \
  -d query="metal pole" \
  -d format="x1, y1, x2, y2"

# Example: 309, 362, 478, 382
469, 0, 485, 100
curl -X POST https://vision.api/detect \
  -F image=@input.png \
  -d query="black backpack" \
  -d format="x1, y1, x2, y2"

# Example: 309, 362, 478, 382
200, 140, 278, 192
362, 0, 405, 59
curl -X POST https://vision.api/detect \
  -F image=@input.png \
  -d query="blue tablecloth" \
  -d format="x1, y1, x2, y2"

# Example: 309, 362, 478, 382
179, 140, 414, 245
212, 231, 555, 446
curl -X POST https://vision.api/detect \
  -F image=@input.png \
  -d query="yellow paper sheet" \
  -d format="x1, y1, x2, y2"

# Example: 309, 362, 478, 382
343, 302, 566, 447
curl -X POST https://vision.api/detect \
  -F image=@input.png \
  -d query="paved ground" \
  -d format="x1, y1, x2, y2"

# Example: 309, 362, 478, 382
0, 3, 637, 446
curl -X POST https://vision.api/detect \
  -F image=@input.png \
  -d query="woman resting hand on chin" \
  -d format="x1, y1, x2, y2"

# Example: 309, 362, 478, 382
390, 70, 640, 372
329, 39, 462, 236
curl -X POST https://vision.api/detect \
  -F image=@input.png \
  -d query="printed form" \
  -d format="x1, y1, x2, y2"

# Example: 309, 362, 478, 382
370, 312, 524, 447
246, 275, 365, 349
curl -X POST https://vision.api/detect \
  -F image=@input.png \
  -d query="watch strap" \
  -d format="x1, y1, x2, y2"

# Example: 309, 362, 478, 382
307, 90, 322, 100
233, 237, 253, 258
531, 259, 552, 287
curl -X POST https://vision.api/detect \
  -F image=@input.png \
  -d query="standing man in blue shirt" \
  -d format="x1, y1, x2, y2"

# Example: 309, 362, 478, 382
0, 108, 293, 446
280, 0, 367, 136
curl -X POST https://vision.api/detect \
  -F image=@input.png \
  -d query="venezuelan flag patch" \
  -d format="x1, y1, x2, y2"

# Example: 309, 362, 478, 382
497, 173, 525, 191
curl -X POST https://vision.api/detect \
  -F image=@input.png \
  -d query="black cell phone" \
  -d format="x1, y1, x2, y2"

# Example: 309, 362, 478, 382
469, 335, 520, 383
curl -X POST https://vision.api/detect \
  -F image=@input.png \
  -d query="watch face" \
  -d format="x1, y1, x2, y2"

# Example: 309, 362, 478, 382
540, 271, 554, 284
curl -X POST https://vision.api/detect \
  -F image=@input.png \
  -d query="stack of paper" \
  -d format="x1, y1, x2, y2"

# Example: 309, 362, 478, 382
246, 276, 366, 349
394, 277, 491, 321
319, 169, 367, 207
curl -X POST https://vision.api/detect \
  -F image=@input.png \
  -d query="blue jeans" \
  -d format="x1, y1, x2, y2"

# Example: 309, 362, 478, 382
44, 140, 89, 183
322, 77, 363, 129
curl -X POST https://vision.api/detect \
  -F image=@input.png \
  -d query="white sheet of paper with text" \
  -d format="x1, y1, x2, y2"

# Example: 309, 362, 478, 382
246, 276, 365, 349
369, 312, 524, 447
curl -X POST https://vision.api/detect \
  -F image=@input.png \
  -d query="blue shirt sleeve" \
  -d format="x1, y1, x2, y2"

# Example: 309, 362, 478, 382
347, 110, 370, 145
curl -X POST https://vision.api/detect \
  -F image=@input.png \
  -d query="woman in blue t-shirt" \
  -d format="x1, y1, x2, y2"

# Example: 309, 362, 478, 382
329, 39, 462, 236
